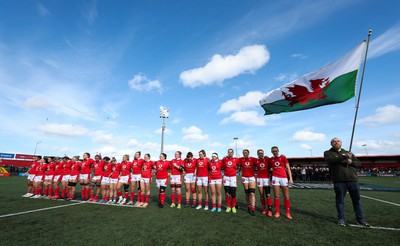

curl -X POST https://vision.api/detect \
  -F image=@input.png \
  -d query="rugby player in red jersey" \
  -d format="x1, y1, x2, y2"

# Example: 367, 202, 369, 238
51, 157, 65, 199
22, 155, 40, 197
31, 158, 45, 198
61, 157, 72, 199
154, 153, 171, 208
89, 154, 104, 202
43, 157, 55, 199
256, 149, 273, 216
67, 156, 81, 201
239, 149, 257, 215
137, 153, 153, 208
195, 150, 210, 210
116, 154, 132, 205
183, 152, 197, 208
170, 151, 184, 209
128, 151, 144, 205
100, 157, 112, 203
222, 148, 240, 213
80, 153, 95, 200
209, 153, 223, 213
107, 158, 120, 204
269, 146, 293, 219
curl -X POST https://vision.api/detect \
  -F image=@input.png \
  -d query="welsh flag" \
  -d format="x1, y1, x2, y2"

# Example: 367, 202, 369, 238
260, 41, 366, 115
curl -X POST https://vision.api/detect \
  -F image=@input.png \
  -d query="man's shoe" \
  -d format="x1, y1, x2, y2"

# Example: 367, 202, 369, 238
226, 207, 231, 213
127, 201, 134, 205
337, 219, 346, 226
191, 204, 196, 208
196, 205, 202, 210
217, 208, 221, 213
211, 208, 216, 212
267, 211, 273, 217
177, 204, 181, 209
204, 206, 209, 211
232, 207, 237, 214
357, 220, 371, 227
274, 213, 280, 218
170, 203, 176, 208
286, 213, 292, 220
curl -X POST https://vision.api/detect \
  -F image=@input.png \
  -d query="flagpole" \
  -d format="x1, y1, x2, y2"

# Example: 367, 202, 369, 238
349, 29, 372, 152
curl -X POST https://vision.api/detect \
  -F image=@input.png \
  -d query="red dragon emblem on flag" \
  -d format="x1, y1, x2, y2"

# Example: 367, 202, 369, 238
282, 78, 330, 107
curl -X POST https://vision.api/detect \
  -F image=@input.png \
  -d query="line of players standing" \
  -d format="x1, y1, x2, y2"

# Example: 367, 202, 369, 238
22, 146, 293, 219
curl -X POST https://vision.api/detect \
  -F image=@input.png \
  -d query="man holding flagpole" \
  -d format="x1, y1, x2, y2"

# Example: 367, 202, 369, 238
324, 137, 370, 227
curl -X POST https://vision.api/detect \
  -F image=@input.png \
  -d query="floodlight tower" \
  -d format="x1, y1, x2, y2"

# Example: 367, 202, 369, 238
233, 137, 238, 157
160, 106, 169, 154
34, 141, 42, 156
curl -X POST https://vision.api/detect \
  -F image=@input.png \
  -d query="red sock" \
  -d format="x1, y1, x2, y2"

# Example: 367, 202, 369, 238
54, 187, 59, 197
251, 205, 255, 211
161, 193, 166, 205
275, 198, 280, 214
193, 199, 197, 205
44, 188, 48, 196
198, 201, 202, 206
212, 203, 216, 208
86, 189, 90, 199
138, 191, 142, 202
124, 192, 128, 199
226, 196, 231, 208
232, 197, 237, 208
62, 188, 66, 198
205, 200, 209, 206
218, 204, 222, 209
186, 199, 190, 205
267, 197, 273, 207
81, 188, 86, 199
95, 195, 99, 200
67, 187, 70, 197
35, 188, 40, 195
284, 199, 291, 214
145, 195, 150, 204
49, 187, 53, 196
117, 191, 122, 197
39, 187, 42, 194
171, 193, 176, 204
141, 195, 145, 203
261, 197, 266, 210
130, 192, 135, 202
177, 194, 182, 205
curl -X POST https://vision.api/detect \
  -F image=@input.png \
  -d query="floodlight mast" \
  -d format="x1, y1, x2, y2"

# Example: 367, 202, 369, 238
160, 106, 169, 154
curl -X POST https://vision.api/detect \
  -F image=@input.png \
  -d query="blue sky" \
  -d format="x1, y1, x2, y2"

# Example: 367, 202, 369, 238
1, 0, 399, 160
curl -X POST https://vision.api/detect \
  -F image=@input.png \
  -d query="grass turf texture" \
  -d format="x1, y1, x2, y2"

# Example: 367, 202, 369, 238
0, 177, 399, 245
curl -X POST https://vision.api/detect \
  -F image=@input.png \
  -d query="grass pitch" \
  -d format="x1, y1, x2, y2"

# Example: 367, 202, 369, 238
0, 177, 399, 245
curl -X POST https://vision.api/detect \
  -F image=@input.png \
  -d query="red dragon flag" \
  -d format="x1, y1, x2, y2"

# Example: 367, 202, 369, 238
259, 41, 366, 115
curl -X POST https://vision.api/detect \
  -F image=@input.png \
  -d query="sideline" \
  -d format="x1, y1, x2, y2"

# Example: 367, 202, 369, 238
361, 195, 400, 207
0, 202, 82, 218
349, 224, 400, 231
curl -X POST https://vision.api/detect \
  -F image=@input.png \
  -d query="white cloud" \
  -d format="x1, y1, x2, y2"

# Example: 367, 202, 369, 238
38, 123, 89, 137
182, 126, 209, 142
128, 74, 163, 93
81, 0, 98, 26
291, 130, 326, 142
369, 24, 400, 59
300, 143, 312, 150
218, 91, 267, 114
359, 105, 400, 127
274, 73, 298, 82
210, 142, 224, 148
24, 96, 50, 108
180, 44, 270, 88
353, 140, 400, 155
36, 3, 50, 17
164, 144, 191, 153
91, 130, 114, 144
291, 53, 308, 59
220, 111, 267, 126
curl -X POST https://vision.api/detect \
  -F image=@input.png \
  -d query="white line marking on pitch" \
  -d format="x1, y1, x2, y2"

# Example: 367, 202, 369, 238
361, 195, 400, 207
349, 224, 400, 231
0, 202, 82, 218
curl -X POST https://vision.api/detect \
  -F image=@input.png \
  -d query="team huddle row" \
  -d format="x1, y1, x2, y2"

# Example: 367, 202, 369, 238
23, 147, 294, 218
